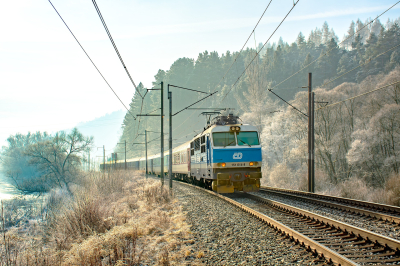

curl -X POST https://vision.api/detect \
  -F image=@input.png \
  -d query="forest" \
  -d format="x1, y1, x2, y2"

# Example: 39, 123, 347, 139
116, 17, 400, 202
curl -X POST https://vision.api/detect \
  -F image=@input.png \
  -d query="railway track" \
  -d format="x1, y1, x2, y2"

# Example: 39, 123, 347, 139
175, 180, 400, 265
259, 187, 400, 225
240, 193, 400, 265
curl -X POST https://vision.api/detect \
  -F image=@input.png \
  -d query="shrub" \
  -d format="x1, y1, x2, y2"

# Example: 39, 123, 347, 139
338, 177, 371, 201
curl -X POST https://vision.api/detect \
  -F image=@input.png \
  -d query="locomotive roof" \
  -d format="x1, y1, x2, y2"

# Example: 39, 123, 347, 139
193, 123, 258, 139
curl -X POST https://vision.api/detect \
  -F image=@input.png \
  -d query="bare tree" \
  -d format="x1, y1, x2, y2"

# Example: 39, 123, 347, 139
24, 128, 93, 194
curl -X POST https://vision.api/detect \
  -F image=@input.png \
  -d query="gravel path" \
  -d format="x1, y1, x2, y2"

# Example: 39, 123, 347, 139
252, 191, 400, 241
174, 183, 321, 265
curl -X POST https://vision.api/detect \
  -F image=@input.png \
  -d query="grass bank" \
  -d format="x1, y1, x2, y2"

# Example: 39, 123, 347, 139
0, 171, 194, 265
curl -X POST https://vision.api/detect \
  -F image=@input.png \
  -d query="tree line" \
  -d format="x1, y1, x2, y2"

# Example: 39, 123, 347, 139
116, 18, 400, 162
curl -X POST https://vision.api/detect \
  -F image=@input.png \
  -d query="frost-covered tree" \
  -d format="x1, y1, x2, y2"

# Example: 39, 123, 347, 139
348, 104, 400, 185
1, 129, 93, 194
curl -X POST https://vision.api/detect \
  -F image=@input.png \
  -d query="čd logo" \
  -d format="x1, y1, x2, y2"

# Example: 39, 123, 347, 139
233, 152, 243, 159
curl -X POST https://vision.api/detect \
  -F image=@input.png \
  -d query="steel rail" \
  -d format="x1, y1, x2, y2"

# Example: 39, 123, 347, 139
259, 187, 400, 224
177, 181, 357, 266
261, 186, 400, 217
246, 193, 400, 263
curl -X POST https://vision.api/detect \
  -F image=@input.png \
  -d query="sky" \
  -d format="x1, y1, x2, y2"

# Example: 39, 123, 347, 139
0, 0, 399, 155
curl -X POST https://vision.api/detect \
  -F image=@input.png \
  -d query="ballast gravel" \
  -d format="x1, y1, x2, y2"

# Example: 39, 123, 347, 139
174, 183, 320, 265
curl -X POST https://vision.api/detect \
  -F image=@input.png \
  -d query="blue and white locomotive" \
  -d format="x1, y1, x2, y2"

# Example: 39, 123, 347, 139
102, 114, 262, 193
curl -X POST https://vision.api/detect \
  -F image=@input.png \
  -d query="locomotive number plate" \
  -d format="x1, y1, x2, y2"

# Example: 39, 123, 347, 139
231, 163, 246, 167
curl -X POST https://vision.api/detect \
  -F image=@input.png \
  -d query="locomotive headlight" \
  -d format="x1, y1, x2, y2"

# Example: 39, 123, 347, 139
221, 163, 226, 167
230, 126, 241, 132
249, 162, 254, 166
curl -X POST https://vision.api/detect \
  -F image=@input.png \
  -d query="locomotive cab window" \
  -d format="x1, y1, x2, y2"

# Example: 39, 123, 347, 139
237, 131, 260, 146
212, 132, 236, 147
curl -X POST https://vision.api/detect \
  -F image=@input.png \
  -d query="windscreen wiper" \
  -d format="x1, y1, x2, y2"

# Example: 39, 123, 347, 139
239, 139, 251, 147
223, 140, 235, 148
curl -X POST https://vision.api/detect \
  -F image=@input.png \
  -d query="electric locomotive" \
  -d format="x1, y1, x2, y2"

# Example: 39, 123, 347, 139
188, 114, 262, 193
101, 113, 262, 193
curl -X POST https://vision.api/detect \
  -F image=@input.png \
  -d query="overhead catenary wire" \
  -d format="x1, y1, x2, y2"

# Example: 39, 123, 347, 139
268, 42, 400, 116
215, 0, 274, 90
131, 85, 164, 145
248, 3, 400, 118
133, 98, 146, 141
316, 81, 400, 111
92, 0, 153, 152
268, 89, 308, 117
48, 0, 137, 120
91, 0, 142, 99
269, 0, 400, 92
171, 0, 289, 133
221, 0, 301, 102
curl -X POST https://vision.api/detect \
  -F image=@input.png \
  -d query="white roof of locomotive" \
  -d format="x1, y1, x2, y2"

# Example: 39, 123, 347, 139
193, 123, 258, 138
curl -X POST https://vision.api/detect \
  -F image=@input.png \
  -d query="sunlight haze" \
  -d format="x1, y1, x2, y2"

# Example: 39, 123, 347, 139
1, 0, 398, 151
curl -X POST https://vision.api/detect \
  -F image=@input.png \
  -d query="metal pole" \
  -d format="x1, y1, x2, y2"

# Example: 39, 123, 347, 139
168, 88, 173, 190
124, 140, 127, 170
311, 92, 315, 193
308, 73, 313, 193
145, 130, 148, 179
103, 145, 105, 172
161, 81, 164, 186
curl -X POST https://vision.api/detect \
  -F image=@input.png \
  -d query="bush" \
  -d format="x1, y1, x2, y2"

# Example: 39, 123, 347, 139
382, 173, 400, 206
338, 177, 371, 201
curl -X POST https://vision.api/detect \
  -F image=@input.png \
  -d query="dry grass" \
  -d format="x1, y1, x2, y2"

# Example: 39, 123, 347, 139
0, 170, 192, 265
196, 251, 204, 259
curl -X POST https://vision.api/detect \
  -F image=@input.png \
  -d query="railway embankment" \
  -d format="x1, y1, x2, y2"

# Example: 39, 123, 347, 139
174, 181, 320, 265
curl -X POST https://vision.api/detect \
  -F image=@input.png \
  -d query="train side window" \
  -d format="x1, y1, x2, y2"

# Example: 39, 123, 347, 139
190, 142, 194, 155
200, 134, 206, 153
174, 153, 179, 165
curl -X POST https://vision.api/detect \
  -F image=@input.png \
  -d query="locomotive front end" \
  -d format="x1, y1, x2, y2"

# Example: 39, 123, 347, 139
210, 123, 262, 193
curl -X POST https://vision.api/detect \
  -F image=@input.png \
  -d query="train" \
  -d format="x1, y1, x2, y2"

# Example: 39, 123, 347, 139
101, 113, 262, 193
